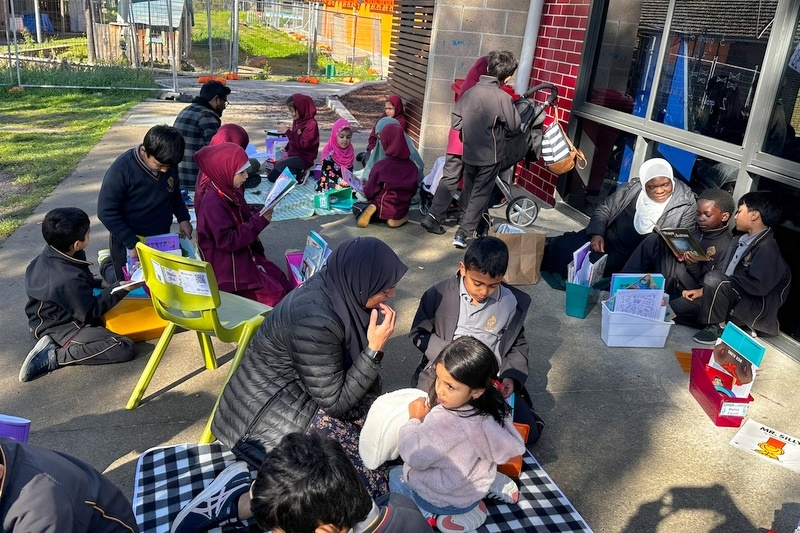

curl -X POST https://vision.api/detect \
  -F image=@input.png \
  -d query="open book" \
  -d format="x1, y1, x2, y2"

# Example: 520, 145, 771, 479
260, 167, 297, 215
655, 226, 709, 261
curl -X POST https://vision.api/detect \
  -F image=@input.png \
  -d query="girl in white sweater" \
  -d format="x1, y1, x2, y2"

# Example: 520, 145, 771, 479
390, 336, 525, 533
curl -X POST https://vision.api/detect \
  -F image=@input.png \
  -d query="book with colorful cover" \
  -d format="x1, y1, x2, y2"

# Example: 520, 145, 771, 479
301, 231, 328, 281
707, 322, 766, 399
609, 273, 665, 296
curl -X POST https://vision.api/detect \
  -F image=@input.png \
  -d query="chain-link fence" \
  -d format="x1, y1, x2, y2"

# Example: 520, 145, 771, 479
1, 0, 386, 89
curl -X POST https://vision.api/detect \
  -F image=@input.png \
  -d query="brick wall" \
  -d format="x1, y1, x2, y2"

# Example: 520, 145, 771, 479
516, 0, 590, 205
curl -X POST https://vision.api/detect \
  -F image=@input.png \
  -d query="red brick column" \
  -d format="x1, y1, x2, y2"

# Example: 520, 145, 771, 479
515, 0, 590, 205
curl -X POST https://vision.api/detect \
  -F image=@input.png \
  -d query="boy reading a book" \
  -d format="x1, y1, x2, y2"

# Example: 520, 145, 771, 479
622, 188, 735, 300
409, 236, 543, 443
672, 191, 791, 344
20, 208, 137, 382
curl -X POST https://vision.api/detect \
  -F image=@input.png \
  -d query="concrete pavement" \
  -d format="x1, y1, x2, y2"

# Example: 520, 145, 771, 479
0, 83, 798, 533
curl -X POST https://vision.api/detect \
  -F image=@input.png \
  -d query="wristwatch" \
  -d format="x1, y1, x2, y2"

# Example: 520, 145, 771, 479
364, 346, 384, 364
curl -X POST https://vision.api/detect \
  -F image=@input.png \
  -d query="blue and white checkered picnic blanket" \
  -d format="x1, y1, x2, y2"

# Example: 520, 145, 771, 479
132, 443, 592, 533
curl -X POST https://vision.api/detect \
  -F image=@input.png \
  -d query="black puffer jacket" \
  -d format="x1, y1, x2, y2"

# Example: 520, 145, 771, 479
212, 273, 382, 467
585, 178, 697, 237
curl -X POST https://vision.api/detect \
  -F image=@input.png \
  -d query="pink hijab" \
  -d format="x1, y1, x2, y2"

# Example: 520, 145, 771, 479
194, 143, 250, 219
321, 118, 355, 168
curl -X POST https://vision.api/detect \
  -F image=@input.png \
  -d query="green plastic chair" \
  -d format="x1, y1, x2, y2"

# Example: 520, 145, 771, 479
127, 243, 271, 444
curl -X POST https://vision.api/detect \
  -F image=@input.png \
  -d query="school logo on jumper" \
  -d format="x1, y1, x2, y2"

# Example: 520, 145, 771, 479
167, 177, 175, 192
706, 245, 716, 258
485, 315, 496, 332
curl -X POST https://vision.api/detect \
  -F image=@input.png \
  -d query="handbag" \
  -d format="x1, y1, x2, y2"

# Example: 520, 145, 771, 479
541, 105, 587, 174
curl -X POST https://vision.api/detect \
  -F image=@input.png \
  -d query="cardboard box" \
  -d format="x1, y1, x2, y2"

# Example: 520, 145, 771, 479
565, 282, 598, 318
102, 299, 168, 342
314, 187, 354, 210
600, 300, 673, 347
689, 348, 753, 427
285, 250, 304, 289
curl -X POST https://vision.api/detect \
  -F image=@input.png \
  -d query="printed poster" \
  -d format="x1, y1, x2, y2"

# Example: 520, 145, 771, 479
730, 419, 800, 473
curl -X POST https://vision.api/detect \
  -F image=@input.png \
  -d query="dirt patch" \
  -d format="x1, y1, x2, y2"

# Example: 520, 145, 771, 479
337, 83, 391, 129
0, 168, 30, 208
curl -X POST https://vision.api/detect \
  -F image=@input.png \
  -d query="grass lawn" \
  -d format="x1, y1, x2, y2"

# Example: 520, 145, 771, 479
0, 77, 153, 244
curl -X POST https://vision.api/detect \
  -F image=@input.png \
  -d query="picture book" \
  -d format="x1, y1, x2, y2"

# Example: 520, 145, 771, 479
730, 419, 800, 474
655, 226, 709, 261
334, 167, 361, 197
568, 242, 606, 286
609, 273, 665, 296
301, 231, 328, 281
260, 168, 297, 214
707, 322, 766, 399
612, 288, 665, 320
265, 136, 290, 160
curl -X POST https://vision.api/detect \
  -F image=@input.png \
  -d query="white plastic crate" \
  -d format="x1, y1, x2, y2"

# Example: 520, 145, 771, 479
601, 300, 674, 348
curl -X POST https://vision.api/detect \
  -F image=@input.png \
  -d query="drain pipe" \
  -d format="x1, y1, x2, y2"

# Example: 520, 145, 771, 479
515, 0, 545, 95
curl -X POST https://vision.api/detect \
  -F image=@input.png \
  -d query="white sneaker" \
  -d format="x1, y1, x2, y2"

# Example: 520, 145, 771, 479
487, 472, 519, 504
436, 500, 488, 532
170, 461, 251, 533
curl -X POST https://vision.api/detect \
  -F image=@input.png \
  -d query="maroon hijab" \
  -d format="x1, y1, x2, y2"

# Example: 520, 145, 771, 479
195, 124, 251, 209
379, 123, 411, 160
194, 143, 250, 219
291, 93, 317, 128
366, 95, 407, 152
461, 56, 489, 97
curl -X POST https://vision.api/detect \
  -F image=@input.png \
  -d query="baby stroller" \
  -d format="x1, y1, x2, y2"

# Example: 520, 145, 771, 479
419, 83, 558, 227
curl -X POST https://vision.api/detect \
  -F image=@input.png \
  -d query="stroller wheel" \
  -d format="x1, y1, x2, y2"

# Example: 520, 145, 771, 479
506, 196, 539, 227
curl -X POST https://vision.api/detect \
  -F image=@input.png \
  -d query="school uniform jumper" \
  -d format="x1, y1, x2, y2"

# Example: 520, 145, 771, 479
623, 226, 734, 299
0, 437, 139, 532
24, 246, 135, 366
97, 147, 190, 283
452, 75, 521, 236
670, 228, 791, 336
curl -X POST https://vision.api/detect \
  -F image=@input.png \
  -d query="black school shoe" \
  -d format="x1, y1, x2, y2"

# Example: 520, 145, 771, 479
421, 213, 446, 235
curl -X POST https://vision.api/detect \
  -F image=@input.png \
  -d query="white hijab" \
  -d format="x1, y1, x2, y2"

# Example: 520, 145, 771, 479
633, 158, 675, 234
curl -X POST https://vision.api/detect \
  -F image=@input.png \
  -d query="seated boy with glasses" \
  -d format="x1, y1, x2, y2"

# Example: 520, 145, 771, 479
97, 125, 192, 283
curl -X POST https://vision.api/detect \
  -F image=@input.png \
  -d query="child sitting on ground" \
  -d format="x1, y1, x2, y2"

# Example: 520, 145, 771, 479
21, 207, 136, 382
357, 94, 407, 165
622, 188, 735, 301
390, 336, 525, 533
671, 191, 791, 343
409, 236, 542, 440
171, 432, 433, 533
195, 142, 292, 307
266, 94, 320, 184
316, 118, 355, 192
356, 122, 419, 228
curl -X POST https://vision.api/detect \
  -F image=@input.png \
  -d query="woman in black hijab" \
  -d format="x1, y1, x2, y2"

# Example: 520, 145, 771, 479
208, 237, 407, 500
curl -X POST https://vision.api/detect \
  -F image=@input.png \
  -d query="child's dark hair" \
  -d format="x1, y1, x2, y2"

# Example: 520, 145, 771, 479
487, 50, 518, 82
699, 188, 735, 216
739, 191, 782, 227
463, 236, 509, 279
251, 432, 372, 532
142, 125, 185, 166
286, 95, 296, 109
428, 336, 510, 425
42, 207, 90, 253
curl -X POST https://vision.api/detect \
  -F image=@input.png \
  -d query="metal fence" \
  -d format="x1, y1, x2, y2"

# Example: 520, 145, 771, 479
1, 0, 385, 89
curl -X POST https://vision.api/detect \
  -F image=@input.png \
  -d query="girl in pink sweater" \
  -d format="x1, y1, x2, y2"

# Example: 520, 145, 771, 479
390, 336, 525, 532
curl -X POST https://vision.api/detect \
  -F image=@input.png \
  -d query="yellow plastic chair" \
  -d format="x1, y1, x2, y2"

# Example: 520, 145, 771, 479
127, 243, 271, 444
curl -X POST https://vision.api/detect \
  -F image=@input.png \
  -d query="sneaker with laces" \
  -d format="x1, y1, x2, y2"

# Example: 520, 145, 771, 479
19, 335, 59, 382
97, 248, 111, 265
453, 229, 468, 249
421, 213, 446, 235
692, 323, 725, 345
486, 472, 519, 504
170, 461, 251, 533
436, 501, 488, 533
